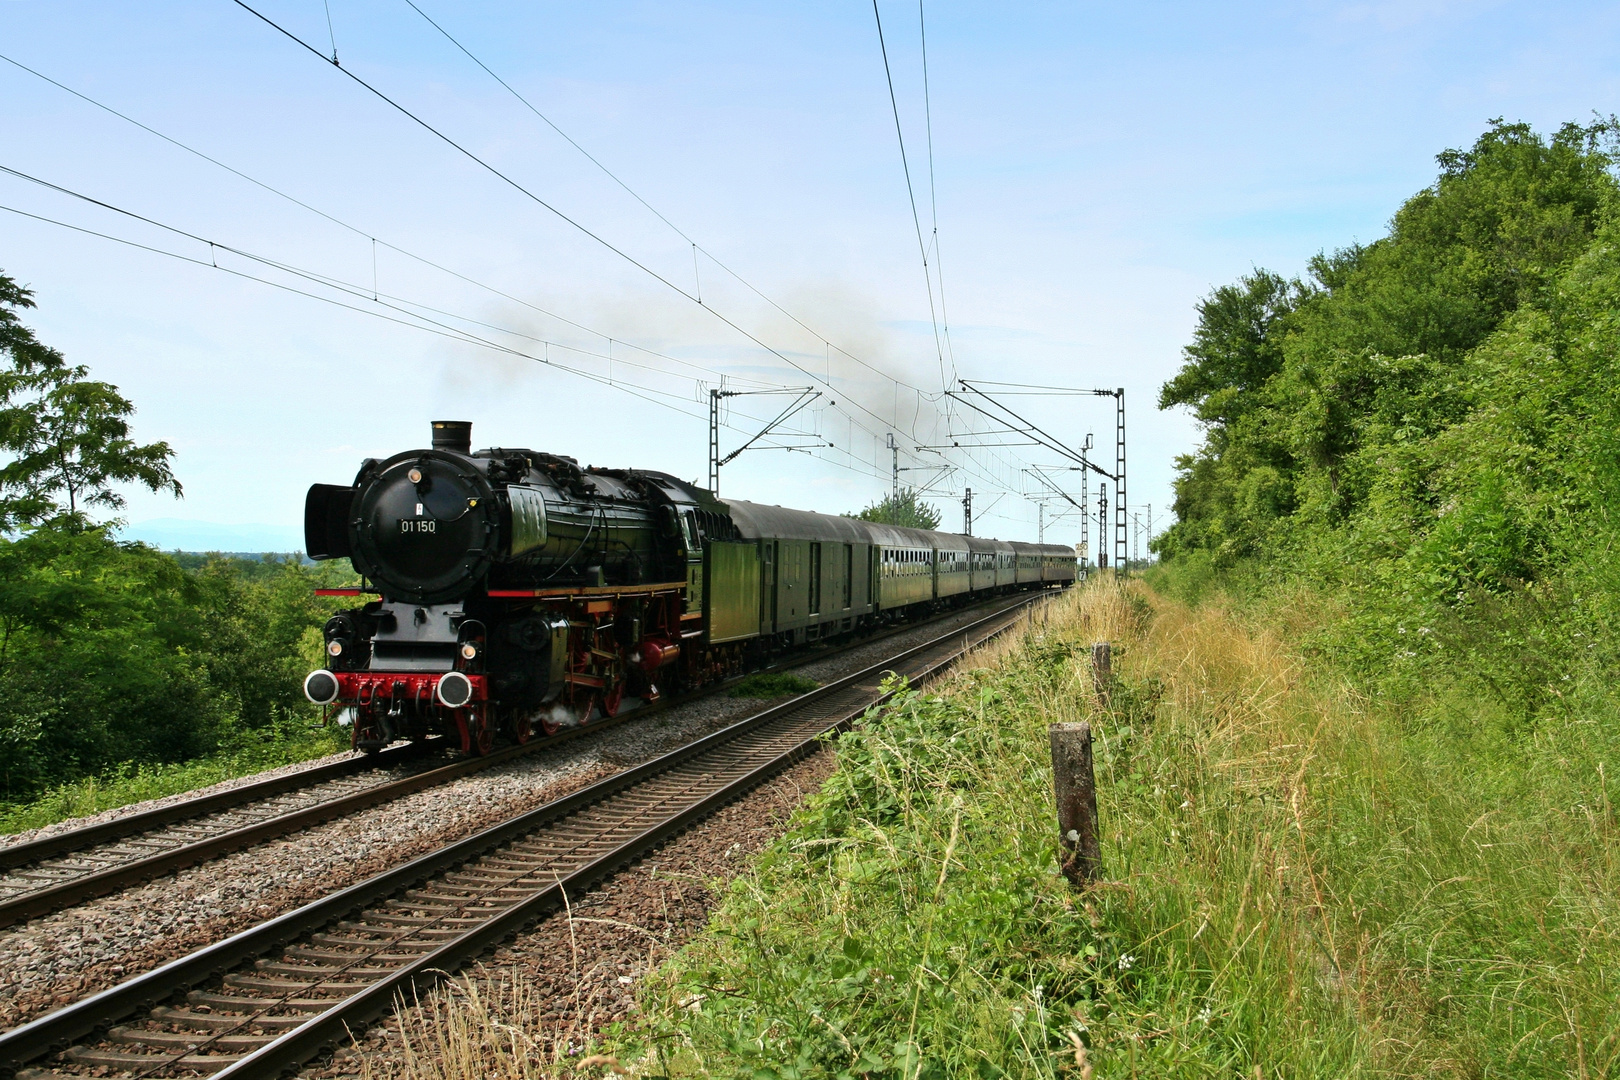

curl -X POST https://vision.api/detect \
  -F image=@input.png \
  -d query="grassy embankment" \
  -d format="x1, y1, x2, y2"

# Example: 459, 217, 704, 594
378, 573, 1615, 1078
636, 575, 1616, 1078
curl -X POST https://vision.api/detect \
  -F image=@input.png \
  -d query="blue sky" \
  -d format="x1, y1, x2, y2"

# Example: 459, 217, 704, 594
2, 0, 1617, 551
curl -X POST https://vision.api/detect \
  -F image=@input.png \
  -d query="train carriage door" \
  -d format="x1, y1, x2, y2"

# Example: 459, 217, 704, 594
682, 510, 703, 612
808, 542, 822, 615
761, 541, 777, 632
783, 541, 802, 622
843, 544, 853, 609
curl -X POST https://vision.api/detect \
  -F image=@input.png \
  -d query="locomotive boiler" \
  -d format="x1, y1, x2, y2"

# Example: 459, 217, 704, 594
302, 421, 1075, 754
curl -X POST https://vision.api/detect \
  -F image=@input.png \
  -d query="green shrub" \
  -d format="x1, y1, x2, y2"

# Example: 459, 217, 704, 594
0, 529, 357, 809
728, 672, 820, 699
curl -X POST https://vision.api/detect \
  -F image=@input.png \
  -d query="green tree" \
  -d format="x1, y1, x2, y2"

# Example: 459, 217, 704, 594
850, 490, 943, 530
0, 270, 181, 529
1159, 268, 1305, 431
1156, 119, 1620, 563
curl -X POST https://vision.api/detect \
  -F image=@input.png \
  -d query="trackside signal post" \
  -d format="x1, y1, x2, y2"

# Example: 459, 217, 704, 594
1090, 387, 1126, 573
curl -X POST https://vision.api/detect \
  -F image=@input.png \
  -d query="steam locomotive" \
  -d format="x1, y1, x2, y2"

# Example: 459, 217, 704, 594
301, 421, 1075, 753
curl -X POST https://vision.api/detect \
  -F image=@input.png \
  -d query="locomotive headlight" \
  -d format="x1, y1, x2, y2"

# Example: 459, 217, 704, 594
459, 641, 479, 660
437, 671, 474, 708
327, 639, 346, 657
304, 670, 341, 705
407, 467, 423, 484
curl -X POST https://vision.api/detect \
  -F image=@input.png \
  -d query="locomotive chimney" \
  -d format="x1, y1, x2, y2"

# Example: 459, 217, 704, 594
431, 420, 472, 454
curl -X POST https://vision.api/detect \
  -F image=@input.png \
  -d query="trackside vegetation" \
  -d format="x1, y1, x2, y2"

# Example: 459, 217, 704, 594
1153, 118, 1620, 714
0, 539, 357, 832
0, 268, 352, 827
613, 118, 1620, 1077
622, 578, 1615, 1078
728, 672, 821, 699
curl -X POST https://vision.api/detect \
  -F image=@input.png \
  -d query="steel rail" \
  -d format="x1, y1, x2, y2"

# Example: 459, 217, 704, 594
1, 736, 520, 931
0, 589, 1054, 1079
0, 590, 1033, 931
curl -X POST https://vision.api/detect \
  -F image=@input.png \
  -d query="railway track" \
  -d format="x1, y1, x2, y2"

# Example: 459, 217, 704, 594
0, 592, 1045, 933
0, 589, 1049, 1080
0, 741, 448, 932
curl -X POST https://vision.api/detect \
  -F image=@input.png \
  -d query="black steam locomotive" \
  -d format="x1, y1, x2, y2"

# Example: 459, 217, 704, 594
302, 421, 1075, 753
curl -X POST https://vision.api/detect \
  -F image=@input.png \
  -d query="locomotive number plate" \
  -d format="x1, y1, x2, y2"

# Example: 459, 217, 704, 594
400, 519, 438, 534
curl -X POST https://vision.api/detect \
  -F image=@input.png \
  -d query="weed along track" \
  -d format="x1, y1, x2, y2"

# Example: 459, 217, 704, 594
0, 592, 1051, 1079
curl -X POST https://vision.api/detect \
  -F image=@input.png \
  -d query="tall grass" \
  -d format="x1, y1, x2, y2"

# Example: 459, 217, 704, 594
358, 576, 1616, 1078
624, 579, 1618, 1078
356, 972, 601, 1080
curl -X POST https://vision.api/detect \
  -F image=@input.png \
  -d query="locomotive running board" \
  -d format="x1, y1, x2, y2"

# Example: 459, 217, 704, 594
485, 580, 687, 600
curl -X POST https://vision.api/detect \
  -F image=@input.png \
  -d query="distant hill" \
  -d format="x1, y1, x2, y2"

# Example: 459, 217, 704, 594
118, 518, 304, 554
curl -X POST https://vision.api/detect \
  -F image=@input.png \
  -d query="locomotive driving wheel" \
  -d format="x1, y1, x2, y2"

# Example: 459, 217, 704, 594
453, 706, 496, 756
471, 708, 496, 755
534, 687, 597, 736
505, 706, 533, 745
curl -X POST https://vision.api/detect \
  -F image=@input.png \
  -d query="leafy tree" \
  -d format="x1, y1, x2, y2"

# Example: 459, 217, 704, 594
1156, 119, 1620, 564
0, 271, 365, 805
0, 270, 181, 529
1159, 268, 1306, 431
849, 490, 942, 530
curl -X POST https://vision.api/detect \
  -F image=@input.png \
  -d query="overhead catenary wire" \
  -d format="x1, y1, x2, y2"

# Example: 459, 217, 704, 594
398, 0, 936, 401
871, 0, 947, 389
0, 51, 746, 391
917, 0, 958, 385
159, 5, 1030, 505
322, 0, 339, 63
0, 163, 732, 395
951, 380, 1113, 480
0, 171, 917, 486
0, 204, 676, 419
14, 190, 893, 489
231, 0, 955, 469
0, 198, 707, 422
395, 0, 1044, 504
3, 31, 1056, 519
0, 54, 1018, 500
224, 7, 1034, 500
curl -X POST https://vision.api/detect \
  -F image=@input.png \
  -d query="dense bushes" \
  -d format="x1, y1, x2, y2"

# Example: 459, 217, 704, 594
0, 526, 353, 804
0, 266, 352, 813
1156, 118, 1620, 715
